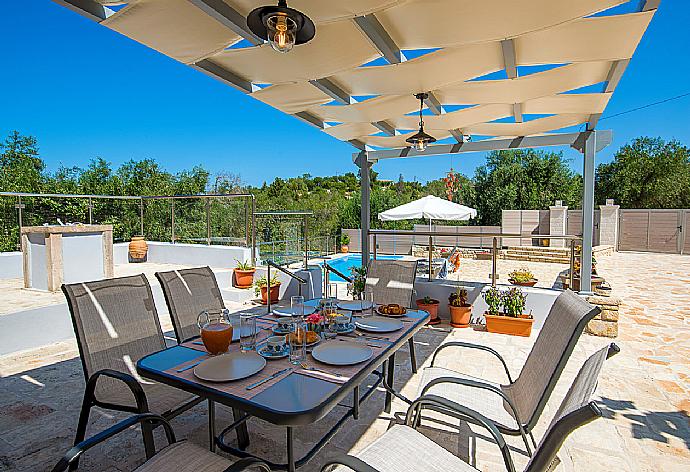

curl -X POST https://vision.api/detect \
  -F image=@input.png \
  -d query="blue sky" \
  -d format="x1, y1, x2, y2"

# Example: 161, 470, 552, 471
1, 1, 688, 186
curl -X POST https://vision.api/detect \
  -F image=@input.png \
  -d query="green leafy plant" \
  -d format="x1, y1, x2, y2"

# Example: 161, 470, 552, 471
483, 287, 501, 315
419, 295, 439, 305
448, 287, 469, 307
508, 268, 535, 283
347, 266, 367, 299
254, 274, 281, 297
235, 259, 255, 271
501, 287, 527, 317
341, 233, 350, 245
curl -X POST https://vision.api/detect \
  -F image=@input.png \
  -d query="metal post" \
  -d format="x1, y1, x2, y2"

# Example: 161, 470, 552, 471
244, 198, 249, 248
206, 198, 211, 245
373, 234, 378, 260
87, 197, 93, 224
16, 196, 24, 251
267, 263, 271, 315
139, 197, 144, 236
251, 197, 256, 266
580, 131, 596, 294
428, 235, 433, 282
171, 199, 175, 243
303, 214, 308, 269
569, 238, 576, 290
359, 156, 371, 267
491, 237, 498, 287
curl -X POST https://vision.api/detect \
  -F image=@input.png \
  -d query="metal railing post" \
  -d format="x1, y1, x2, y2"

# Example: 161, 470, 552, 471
244, 197, 250, 248
88, 197, 93, 224
428, 235, 433, 282
569, 238, 576, 290
267, 263, 271, 315
251, 197, 256, 266
303, 214, 309, 269
491, 236, 498, 287
171, 199, 175, 243
16, 196, 24, 251
139, 197, 144, 236
373, 234, 378, 260
205, 198, 211, 245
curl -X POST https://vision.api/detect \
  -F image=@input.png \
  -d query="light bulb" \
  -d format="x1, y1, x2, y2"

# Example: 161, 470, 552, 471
267, 13, 296, 53
415, 140, 427, 152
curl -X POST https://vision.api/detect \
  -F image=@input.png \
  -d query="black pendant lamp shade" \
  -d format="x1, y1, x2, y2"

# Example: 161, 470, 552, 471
406, 93, 437, 151
247, 0, 316, 53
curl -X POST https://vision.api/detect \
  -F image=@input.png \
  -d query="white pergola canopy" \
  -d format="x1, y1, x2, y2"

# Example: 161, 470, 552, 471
57, 0, 658, 150
379, 195, 477, 222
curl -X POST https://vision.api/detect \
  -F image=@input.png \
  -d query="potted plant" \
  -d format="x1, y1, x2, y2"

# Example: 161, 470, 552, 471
347, 266, 367, 299
448, 287, 471, 328
254, 274, 281, 304
341, 233, 350, 253
484, 287, 534, 337
416, 295, 441, 325
508, 268, 538, 287
233, 259, 256, 289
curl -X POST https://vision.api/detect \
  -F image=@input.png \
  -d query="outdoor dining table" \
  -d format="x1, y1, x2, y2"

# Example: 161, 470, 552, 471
136, 305, 429, 472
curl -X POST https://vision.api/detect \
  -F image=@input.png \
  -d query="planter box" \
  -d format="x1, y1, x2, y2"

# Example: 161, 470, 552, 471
485, 314, 534, 337
509, 279, 538, 287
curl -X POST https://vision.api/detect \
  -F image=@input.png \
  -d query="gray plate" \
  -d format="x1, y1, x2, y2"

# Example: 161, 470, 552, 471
272, 305, 317, 317
311, 341, 373, 366
355, 316, 404, 333
193, 351, 266, 382
338, 300, 374, 311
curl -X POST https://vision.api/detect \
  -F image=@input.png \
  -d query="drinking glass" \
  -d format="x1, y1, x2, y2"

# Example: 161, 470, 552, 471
360, 289, 375, 317
291, 295, 305, 319
327, 283, 338, 300
239, 313, 256, 352
323, 299, 338, 340
288, 318, 307, 365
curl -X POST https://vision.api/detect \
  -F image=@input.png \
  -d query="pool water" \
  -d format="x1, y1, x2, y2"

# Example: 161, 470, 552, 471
321, 254, 402, 282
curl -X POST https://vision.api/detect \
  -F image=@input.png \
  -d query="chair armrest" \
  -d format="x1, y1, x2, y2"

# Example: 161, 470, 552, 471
86, 368, 148, 412
224, 457, 273, 471
320, 455, 381, 472
405, 395, 517, 472
430, 341, 514, 383
50, 413, 174, 472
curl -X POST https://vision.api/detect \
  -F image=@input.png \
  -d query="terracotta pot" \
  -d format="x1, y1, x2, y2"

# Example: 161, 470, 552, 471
509, 279, 538, 287
485, 313, 534, 337
341, 245, 349, 253
233, 269, 255, 289
449, 304, 472, 328
260, 283, 281, 304
416, 299, 441, 325
128, 236, 148, 263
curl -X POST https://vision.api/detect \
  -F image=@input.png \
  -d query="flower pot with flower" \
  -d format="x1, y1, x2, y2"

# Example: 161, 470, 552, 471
448, 287, 472, 328
508, 268, 538, 287
416, 296, 441, 325
341, 234, 350, 253
484, 287, 533, 337
254, 274, 281, 304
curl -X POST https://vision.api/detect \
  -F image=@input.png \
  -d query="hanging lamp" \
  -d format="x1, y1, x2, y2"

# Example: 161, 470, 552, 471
406, 93, 437, 151
247, 0, 315, 53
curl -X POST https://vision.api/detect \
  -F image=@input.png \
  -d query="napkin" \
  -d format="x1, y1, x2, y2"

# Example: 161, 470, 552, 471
296, 369, 349, 384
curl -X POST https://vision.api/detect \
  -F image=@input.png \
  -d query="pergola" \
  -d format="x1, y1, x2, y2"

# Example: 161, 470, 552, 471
52, 0, 659, 293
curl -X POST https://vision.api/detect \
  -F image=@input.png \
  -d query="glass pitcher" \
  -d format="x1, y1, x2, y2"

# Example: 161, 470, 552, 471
197, 309, 233, 355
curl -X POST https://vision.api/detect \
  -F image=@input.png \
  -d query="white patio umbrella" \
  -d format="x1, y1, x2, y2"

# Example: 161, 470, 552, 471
378, 195, 477, 223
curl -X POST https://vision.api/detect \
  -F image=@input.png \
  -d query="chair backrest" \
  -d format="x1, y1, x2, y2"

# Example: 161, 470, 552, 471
501, 290, 600, 430
365, 259, 418, 307
155, 266, 225, 343
525, 343, 618, 472
62, 274, 166, 383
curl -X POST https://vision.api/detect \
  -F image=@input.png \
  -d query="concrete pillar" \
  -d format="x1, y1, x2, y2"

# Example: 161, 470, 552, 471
549, 200, 568, 248
599, 199, 620, 249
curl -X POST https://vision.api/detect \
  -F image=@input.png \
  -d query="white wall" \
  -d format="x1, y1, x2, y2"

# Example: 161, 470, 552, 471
146, 242, 252, 268
0, 251, 22, 279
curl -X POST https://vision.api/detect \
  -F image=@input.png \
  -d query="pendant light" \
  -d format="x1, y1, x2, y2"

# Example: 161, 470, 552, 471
406, 93, 437, 151
247, 0, 315, 53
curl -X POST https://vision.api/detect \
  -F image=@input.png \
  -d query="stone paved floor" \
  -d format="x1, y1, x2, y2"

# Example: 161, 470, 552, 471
1, 252, 689, 471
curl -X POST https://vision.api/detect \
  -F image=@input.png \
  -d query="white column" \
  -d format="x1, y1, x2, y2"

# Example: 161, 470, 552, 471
599, 199, 620, 248
580, 131, 596, 294
549, 201, 568, 248
359, 156, 371, 267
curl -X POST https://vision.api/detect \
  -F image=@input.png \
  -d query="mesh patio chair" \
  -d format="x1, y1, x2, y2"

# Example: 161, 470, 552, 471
321, 343, 619, 472
62, 275, 203, 470
365, 259, 419, 373
416, 289, 600, 455
51, 413, 271, 472
155, 266, 225, 343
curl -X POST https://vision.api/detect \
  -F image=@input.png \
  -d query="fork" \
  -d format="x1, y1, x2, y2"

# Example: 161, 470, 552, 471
299, 362, 343, 378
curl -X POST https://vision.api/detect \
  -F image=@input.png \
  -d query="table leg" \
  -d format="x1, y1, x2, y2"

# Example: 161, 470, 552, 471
353, 386, 360, 420
233, 407, 250, 450
287, 426, 295, 472
208, 399, 216, 452
385, 352, 396, 413
408, 337, 417, 373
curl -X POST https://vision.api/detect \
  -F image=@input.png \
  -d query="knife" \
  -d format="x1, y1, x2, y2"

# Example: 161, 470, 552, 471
245, 368, 292, 390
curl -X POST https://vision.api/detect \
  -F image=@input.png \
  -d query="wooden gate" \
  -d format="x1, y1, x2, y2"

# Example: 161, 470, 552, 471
618, 209, 684, 253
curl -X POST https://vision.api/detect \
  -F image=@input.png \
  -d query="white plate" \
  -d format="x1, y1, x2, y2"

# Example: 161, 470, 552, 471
355, 316, 404, 333
272, 305, 316, 317
311, 341, 373, 366
193, 351, 266, 382
338, 300, 374, 311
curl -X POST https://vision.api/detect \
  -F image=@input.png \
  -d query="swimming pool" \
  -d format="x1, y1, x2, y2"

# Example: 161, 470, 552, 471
320, 254, 402, 282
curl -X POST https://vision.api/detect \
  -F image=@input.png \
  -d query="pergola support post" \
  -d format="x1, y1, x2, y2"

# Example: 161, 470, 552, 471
357, 153, 372, 268
580, 131, 596, 294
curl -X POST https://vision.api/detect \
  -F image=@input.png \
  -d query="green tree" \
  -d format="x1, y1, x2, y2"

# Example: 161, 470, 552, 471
596, 137, 690, 208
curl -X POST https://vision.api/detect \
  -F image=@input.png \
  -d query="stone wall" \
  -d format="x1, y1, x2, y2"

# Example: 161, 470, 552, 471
585, 294, 620, 338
